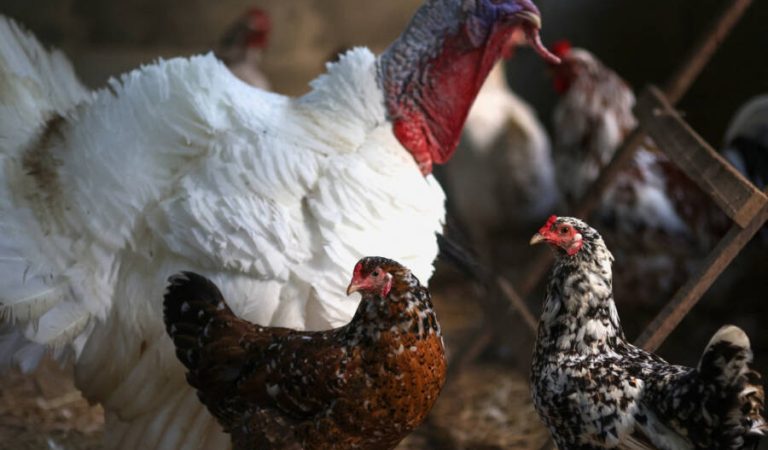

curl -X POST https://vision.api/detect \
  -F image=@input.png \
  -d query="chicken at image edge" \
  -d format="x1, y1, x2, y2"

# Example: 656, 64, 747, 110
530, 216, 766, 450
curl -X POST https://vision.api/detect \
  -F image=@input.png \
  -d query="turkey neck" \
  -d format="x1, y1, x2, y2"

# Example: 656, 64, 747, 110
534, 237, 625, 356
378, 0, 524, 174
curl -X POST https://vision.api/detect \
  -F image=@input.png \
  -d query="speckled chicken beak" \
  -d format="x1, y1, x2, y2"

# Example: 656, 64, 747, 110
529, 233, 546, 245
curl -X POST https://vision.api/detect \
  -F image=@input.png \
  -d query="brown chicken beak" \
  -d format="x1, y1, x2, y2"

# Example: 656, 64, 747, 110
346, 282, 360, 296
529, 233, 546, 245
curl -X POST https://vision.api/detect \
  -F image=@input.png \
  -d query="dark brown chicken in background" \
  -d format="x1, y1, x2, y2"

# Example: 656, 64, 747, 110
215, 7, 272, 89
163, 257, 446, 450
548, 41, 728, 311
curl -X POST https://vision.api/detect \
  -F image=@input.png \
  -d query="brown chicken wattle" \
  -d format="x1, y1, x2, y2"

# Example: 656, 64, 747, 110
163, 257, 446, 450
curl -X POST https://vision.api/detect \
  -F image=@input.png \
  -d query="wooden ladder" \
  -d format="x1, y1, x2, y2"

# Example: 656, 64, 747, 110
630, 86, 767, 351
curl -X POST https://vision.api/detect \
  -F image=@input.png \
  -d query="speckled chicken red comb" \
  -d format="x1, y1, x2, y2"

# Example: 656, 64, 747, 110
539, 215, 559, 234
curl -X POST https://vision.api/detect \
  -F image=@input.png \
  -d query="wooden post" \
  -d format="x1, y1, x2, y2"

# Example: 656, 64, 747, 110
664, 0, 754, 104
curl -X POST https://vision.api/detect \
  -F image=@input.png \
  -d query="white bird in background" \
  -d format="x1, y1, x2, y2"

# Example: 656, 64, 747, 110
440, 28, 558, 259
722, 94, 768, 190
722, 95, 768, 243
0, 1, 558, 448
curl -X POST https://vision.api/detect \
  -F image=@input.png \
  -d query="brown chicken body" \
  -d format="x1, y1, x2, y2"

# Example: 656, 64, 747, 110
163, 257, 446, 450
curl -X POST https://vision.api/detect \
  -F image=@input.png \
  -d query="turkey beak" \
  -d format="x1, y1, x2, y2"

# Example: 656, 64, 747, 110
529, 233, 546, 246
516, 5, 561, 65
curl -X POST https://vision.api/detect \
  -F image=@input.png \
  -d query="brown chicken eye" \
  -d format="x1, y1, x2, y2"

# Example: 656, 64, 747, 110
560, 227, 569, 234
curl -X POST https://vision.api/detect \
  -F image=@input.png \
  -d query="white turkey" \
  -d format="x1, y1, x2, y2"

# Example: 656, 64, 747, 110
0, 1, 558, 449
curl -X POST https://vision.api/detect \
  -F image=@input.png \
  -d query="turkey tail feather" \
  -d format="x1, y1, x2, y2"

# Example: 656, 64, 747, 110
0, 15, 90, 152
0, 15, 93, 373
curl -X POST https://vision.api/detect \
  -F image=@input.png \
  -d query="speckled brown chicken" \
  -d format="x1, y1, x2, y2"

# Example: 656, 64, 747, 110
163, 257, 446, 450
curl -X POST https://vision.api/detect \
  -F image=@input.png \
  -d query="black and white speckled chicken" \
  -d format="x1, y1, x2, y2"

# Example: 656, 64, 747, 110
530, 216, 766, 450
163, 257, 446, 450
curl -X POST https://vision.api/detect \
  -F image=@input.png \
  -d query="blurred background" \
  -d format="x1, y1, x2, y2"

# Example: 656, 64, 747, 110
2, 0, 766, 142
0, 0, 766, 449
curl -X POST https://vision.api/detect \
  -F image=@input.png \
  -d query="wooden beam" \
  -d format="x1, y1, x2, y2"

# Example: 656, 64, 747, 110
636, 87, 768, 227
635, 189, 768, 352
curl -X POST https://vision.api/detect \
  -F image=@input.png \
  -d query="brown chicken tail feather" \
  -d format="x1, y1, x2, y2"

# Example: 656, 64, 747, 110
163, 271, 235, 371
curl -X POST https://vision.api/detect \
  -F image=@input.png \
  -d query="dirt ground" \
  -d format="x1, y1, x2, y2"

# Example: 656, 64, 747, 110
2, 236, 765, 450
0, 359, 103, 450
0, 276, 550, 450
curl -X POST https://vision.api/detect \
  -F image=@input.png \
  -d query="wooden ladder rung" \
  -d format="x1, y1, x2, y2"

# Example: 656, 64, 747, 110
635, 86, 768, 227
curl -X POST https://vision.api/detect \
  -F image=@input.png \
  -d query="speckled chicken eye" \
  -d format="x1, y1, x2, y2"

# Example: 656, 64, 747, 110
559, 226, 569, 234
372, 270, 380, 277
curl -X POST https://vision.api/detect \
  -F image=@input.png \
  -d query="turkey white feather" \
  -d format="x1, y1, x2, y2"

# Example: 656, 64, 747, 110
0, 1, 557, 448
